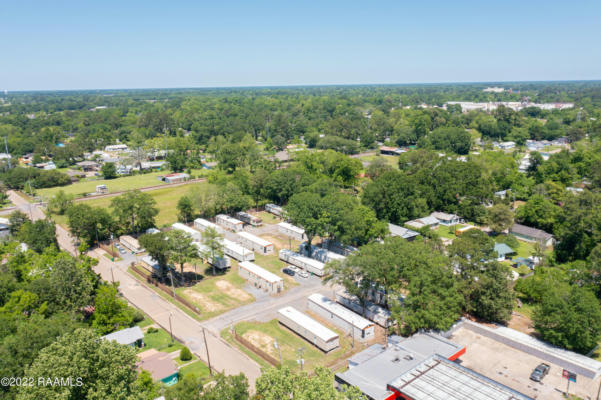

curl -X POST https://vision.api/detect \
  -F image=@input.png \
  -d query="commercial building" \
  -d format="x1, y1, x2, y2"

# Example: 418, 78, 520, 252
388, 223, 419, 241
119, 235, 144, 253
235, 211, 262, 227
265, 203, 284, 217
163, 172, 189, 184
298, 242, 346, 263
277, 222, 306, 241
193, 218, 225, 235
235, 231, 274, 254
216, 214, 244, 232
279, 249, 326, 276
192, 242, 230, 270
307, 293, 374, 342
223, 238, 255, 262
510, 224, 555, 247
335, 290, 392, 328
171, 222, 201, 241
238, 261, 283, 294
277, 306, 339, 352
101, 326, 144, 347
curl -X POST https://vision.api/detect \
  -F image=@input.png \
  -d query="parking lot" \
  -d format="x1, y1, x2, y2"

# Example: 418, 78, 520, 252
450, 327, 601, 399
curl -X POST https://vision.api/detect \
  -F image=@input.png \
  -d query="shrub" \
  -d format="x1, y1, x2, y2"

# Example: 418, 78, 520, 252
179, 346, 193, 361
147, 327, 158, 334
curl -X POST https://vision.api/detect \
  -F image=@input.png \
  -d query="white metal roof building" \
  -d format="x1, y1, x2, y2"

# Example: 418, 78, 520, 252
335, 290, 392, 328
308, 293, 374, 341
265, 203, 284, 217
216, 214, 244, 232
279, 249, 326, 276
388, 223, 420, 241
277, 222, 306, 241
277, 306, 339, 352
171, 223, 201, 241
235, 231, 274, 254
299, 242, 346, 263
192, 242, 230, 269
101, 326, 144, 347
193, 218, 224, 235
223, 239, 255, 262
119, 235, 144, 253
238, 261, 283, 294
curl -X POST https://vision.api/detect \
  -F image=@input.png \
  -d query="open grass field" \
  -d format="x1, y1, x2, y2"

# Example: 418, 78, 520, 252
229, 318, 356, 372
82, 181, 208, 227
359, 154, 399, 169
141, 328, 183, 354
178, 359, 212, 379
176, 262, 256, 320
256, 210, 280, 225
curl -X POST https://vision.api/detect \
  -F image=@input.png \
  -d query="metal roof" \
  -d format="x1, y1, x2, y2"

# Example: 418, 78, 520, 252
171, 223, 200, 238
216, 214, 243, 225
280, 249, 325, 271
388, 223, 420, 239
237, 231, 273, 247
494, 243, 515, 256
389, 355, 533, 400
510, 224, 553, 240
278, 222, 305, 234
101, 326, 144, 345
223, 239, 253, 257
239, 261, 282, 283
308, 294, 372, 330
278, 306, 338, 342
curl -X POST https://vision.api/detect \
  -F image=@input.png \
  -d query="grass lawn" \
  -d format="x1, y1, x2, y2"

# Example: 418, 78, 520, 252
142, 328, 183, 353
256, 211, 280, 225
136, 317, 154, 329
38, 171, 169, 199
175, 352, 197, 366
514, 300, 537, 320
254, 253, 298, 287
230, 318, 355, 372
178, 359, 211, 379
83, 181, 209, 227
175, 262, 256, 320
435, 224, 471, 239
359, 154, 398, 169
514, 240, 536, 259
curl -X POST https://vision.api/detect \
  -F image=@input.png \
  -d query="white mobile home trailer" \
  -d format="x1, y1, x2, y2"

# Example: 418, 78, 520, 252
193, 218, 225, 235
235, 231, 274, 254
222, 239, 255, 262
335, 290, 392, 328
119, 235, 144, 253
279, 249, 325, 277
307, 293, 375, 342
277, 306, 339, 352
321, 239, 358, 256
277, 222, 306, 241
265, 203, 284, 217
171, 223, 201, 241
216, 214, 244, 232
235, 211, 262, 227
299, 242, 346, 263
192, 242, 230, 270
238, 261, 283, 294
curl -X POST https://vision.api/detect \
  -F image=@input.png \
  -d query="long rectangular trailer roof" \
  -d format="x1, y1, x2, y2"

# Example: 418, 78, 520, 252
239, 261, 282, 283
278, 306, 338, 342
308, 293, 372, 330
277, 221, 305, 234
237, 231, 272, 247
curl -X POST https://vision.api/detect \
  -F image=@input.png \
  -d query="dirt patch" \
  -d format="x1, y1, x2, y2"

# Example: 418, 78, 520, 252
215, 280, 252, 301
243, 330, 277, 358
507, 311, 534, 334
183, 289, 224, 312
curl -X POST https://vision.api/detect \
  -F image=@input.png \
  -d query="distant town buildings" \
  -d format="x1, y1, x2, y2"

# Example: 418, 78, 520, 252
483, 87, 505, 93
444, 101, 574, 113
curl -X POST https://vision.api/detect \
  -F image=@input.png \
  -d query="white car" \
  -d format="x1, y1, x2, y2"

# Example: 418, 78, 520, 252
287, 265, 299, 272
298, 270, 309, 278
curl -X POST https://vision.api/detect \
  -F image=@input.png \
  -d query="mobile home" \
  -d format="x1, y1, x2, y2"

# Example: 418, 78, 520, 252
279, 249, 325, 277
335, 290, 392, 328
171, 223, 201, 241
193, 218, 224, 235
277, 306, 339, 352
238, 261, 283, 294
222, 239, 255, 262
277, 222, 306, 241
216, 214, 244, 232
321, 239, 358, 256
119, 235, 144, 254
299, 242, 346, 263
235, 211, 262, 227
192, 242, 230, 270
235, 231, 274, 255
307, 293, 375, 342
265, 203, 284, 217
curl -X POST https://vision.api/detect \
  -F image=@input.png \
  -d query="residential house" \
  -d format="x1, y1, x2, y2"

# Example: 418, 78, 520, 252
137, 349, 179, 386
101, 326, 144, 348
405, 215, 439, 230
510, 223, 555, 247
494, 242, 516, 261
430, 211, 462, 226
388, 223, 419, 241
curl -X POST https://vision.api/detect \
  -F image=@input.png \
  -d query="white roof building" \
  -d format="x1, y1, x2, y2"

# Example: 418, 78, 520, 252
278, 306, 338, 342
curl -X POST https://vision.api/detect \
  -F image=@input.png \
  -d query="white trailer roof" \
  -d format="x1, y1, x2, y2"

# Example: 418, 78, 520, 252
217, 214, 243, 225
194, 218, 220, 230
308, 293, 373, 330
223, 239, 253, 257
278, 306, 338, 342
281, 249, 325, 271
239, 261, 282, 283
172, 223, 200, 237
278, 222, 305, 235
237, 231, 273, 247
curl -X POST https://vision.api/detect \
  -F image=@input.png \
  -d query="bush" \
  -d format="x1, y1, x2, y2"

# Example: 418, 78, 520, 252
132, 309, 145, 323
179, 346, 193, 361
147, 327, 158, 334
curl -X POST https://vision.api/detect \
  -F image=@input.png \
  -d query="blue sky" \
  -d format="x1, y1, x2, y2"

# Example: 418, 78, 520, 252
1, 0, 600, 90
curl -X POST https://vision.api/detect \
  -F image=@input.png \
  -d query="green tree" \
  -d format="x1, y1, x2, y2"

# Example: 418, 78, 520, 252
166, 229, 197, 276
427, 126, 471, 154
66, 204, 113, 244
285, 192, 329, 246
47, 189, 73, 215
179, 346, 192, 361
177, 195, 195, 223
200, 373, 248, 400
139, 232, 170, 277
365, 157, 393, 179
18, 328, 140, 400
18, 219, 57, 253
201, 227, 224, 276
92, 284, 133, 335
515, 194, 560, 233
486, 203, 514, 233
101, 162, 118, 179
467, 262, 515, 322
8, 210, 28, 235
111, 190, 158, 235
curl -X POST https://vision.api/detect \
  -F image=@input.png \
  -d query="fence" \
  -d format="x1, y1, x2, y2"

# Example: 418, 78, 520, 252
232, 329, 281, 367
99, 242, 119, 258
130, 264, 201, 316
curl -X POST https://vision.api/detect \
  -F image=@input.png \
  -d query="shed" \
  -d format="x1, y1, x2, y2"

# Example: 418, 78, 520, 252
277, 306, 339, 352
216, 214, 244, 232
192, 242, 230, 270
307, 293, 374, 342
235, 231, 274, 254
101, 326, 144, 347
238, 261, 283, 294
163, 173, 189, 184
235, 211, 263, 227
277, 222, 306, 241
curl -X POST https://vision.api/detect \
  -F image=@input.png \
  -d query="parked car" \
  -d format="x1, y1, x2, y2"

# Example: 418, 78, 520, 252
298, 270, 309, 278
287, 265, 299, 272
530, 363, 550, 382
283, 268, 295, 276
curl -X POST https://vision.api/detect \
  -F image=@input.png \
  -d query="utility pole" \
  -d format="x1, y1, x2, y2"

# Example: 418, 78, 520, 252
296, 347, 305, 372
169, 270, 176, 298
274, 339, 282, 365
168, 312, 174, 341
202, 328, 213, 376
110, 266, 115, 283
4, 137, 11, 169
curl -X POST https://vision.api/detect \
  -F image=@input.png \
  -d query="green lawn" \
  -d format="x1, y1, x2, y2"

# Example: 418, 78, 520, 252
136, 317, 155, 328
230, 318, 355, 372
83, 181, 209, 227
142, 328, 183, 353
435, 224, 471, 239
256, 211, 280, 225
359, 154, 399, 169
175, 262, 256, 320
254, 253, 298, 287
178, 359, 211, 379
